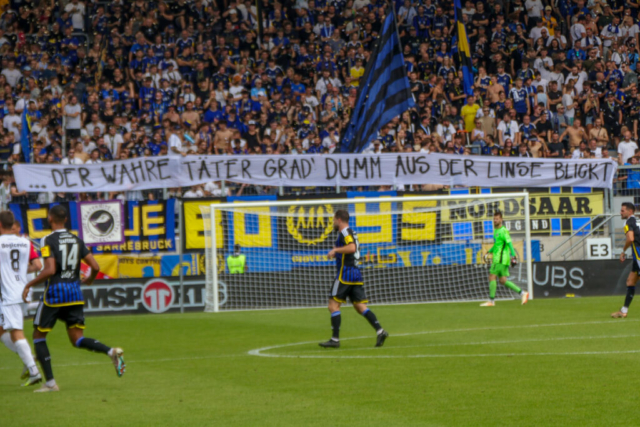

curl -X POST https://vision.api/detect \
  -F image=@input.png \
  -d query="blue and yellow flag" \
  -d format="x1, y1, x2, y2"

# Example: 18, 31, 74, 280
20, 109, 31, 162
454, 0, 474, 96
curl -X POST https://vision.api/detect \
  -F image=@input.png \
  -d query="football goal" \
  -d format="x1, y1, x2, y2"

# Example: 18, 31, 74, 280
201, 193, 533, 312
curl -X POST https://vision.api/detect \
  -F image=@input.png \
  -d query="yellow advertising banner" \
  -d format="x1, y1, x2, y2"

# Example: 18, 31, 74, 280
184, 200, 224, 250
93, 255, 120, 279
118, 256, 162, 278
440, 194, 603, 223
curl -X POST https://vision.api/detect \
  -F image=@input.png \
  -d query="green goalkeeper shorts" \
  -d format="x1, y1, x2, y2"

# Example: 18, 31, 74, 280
490, 263, 510, 277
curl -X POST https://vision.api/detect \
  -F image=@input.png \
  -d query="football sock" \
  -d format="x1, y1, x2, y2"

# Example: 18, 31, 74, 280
14, 339, 39, 376
489, 280, 497, 300
75, 337, 111, 354
624, 286, 635, 309
331, 311, 341, 340
362, 309, 382, 333
504, 281, 522, 294
34, 339, 54, 381
0, 332, 17, 353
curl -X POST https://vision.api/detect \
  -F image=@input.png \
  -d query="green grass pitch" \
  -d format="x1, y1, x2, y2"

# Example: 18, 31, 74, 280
1, 296, 639, 426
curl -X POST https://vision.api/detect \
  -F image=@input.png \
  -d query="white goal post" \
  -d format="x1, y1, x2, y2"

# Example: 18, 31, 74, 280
202, 192, 533, 312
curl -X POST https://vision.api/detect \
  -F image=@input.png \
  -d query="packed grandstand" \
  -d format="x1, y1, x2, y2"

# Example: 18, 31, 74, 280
0, 0, 638, 202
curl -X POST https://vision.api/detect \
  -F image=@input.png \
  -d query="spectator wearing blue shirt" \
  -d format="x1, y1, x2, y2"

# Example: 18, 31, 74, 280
139, 77, 156, 109
204, 101, 224, 124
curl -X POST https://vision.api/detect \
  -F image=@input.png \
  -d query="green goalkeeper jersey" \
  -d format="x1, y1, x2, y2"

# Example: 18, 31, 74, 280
489, 226, 515, 266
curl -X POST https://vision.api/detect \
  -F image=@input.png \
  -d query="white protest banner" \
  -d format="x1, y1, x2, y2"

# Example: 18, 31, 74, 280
14, 154, 618, 192
14, 156, 181, 192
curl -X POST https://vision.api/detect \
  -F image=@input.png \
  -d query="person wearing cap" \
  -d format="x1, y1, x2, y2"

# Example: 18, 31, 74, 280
540, 6, 557, 36
227, 245, 246, 274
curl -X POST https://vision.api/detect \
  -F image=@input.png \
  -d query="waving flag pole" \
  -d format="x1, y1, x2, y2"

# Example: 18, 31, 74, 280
340, 10, 416, 153
454, 0, 474, 96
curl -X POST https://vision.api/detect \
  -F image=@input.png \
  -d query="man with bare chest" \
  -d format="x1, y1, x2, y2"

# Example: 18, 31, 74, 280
181, 101, 200, 128
560, 118, 587, 152
213, 121, 233, 154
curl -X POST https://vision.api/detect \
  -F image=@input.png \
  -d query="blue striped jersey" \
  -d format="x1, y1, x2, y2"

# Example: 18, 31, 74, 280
335, 227, 363, 285
41, 229, 90, 307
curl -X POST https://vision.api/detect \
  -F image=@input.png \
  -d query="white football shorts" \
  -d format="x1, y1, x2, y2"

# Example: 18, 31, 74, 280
0, 303, 24, 331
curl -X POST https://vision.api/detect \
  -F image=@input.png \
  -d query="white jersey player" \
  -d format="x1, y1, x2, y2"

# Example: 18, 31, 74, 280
0, 211, 43, 386
11, 219, 40, 315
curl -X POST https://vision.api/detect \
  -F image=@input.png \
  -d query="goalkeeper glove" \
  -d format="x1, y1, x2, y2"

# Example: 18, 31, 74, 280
510, 256, 518, 267
483, 254, 491, 264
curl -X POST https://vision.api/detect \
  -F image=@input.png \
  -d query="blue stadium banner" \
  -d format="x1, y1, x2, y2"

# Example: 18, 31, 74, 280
9, 199, 176, 254
454, 0, 474, 96
340, 11, 416, 153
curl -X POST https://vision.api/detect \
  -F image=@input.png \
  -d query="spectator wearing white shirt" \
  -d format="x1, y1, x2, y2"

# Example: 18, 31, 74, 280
525, 0, 544, 22
618, 131, 638, 164
528, 20, 548, 43
315, 70, 341, 97
497, 114, 520, 147
204, 181, 230, 197
2, 105, 20, 140
580, 27, 602, 53
162, 64, 182, 86
622, 16, 640, 46
168, 130, 184, 156
64, 0, 86, 31
61, 148, 85, 165
183, 185, 205, 198
435, 118, 456, 144
85, 149, 102, 164
398, 0, 417, 26
570, 15, 587, 44
363, 139, 384, 154
1, 60, 21, 88
85, 113, 105, 138
601, 16, 622, 58
104, 126, 124, 158
571, 141, 589, 159
64, 95, 82, 140
588, 139, 603, 158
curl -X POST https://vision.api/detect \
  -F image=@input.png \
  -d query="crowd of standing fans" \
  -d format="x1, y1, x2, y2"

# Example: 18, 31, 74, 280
0, 0, 639, 202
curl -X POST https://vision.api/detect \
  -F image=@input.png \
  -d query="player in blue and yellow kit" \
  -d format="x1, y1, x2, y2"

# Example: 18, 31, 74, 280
22, 206, 125, 392
319, 210, 389, 348
612, 202, 640, 318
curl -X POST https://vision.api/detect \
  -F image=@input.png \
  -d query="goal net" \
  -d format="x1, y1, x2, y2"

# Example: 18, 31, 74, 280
201, 193, 533, 312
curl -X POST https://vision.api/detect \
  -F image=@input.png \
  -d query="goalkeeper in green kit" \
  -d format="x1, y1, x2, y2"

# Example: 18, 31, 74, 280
480, 211, 530, 307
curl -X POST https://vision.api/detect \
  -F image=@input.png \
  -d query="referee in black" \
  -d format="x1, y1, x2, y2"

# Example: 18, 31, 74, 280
22, 205, 125, 392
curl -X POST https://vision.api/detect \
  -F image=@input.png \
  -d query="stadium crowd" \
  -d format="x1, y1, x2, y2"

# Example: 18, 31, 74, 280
0, 0, 638, 202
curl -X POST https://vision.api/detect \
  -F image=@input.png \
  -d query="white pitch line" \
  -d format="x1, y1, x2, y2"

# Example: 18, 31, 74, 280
248, 319, 640, 358
248, 349, 640, 359
0, 353, 248, 371
289, 334, 640, 354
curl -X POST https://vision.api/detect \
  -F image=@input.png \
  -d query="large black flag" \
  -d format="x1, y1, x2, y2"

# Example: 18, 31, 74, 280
340, 11, 416, 153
